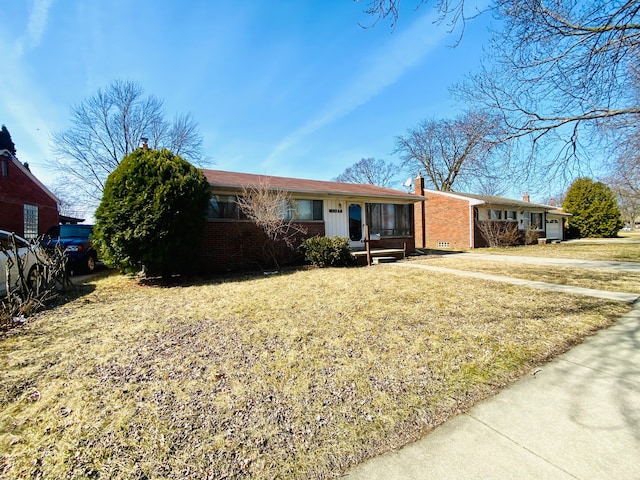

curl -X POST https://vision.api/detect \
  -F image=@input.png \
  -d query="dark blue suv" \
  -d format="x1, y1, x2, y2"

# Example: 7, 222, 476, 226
43, 224, 98, 274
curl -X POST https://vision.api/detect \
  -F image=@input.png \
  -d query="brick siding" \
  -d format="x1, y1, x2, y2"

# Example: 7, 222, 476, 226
424, 192, 473, 249
0, 157, 58, 236
198, 220, 325, 272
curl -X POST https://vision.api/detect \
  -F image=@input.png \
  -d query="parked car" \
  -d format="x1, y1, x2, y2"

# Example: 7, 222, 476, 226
0, 230, 40, 297
42, 224, 98, 274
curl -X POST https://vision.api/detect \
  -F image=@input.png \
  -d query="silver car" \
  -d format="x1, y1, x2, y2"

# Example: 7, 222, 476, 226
0, 230, 40, 297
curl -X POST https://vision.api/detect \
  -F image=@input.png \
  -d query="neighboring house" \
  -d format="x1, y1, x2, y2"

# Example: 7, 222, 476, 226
0, 150, 59, 239
413, 176, 570, 249
199, 169, 421, 271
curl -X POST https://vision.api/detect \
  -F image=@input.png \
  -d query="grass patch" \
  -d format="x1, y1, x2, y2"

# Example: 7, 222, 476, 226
0, 268, 631, 479
478, 240, 640, 262
411, 257, 640, 294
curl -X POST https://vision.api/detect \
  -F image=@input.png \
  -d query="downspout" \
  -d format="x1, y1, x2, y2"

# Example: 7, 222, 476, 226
469, 205, 475, 248
414, 174, 426, 248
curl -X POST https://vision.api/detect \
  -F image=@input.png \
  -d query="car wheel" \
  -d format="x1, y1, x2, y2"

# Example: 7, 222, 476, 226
86, 254, 96, 273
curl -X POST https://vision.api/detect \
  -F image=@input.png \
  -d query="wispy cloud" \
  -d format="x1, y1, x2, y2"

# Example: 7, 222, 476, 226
0, 0, 56, 179
263, 10, 449, 168
12, 0, 53, 56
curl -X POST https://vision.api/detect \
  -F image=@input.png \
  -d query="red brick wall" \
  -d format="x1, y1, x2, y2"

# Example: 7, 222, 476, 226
198, 220, 325, 272
424, 192, 473, 249
0, 158, 59, 236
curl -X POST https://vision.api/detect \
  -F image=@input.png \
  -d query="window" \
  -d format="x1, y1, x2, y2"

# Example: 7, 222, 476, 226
505, 210, 517, 220
285, 200, 323, 221
366, 203, 412, 237
207, 196, 322, 221
529, 212, 543, 230
24, 204, 38, 239
207, 195, 246, 220
0, 232, 28, 249
488, 209, 503, 220
1, 159, 7, 177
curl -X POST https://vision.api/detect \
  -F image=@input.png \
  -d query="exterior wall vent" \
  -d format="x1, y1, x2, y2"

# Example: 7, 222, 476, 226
437, 241, 450, 248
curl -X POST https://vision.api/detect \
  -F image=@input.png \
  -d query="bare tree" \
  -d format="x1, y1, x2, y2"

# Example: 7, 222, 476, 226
333, 157, 400, 187
359, 0, 480, 40
458, 1, 640, 175
605, 151, 640, 227
362, 1, 640, 179
395, 110, 505, 191
236, 180, 307, 269
50, 79, 205, 209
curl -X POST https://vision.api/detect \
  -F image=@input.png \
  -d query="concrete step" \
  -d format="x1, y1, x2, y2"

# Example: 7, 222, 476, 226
372, 256, 398, 264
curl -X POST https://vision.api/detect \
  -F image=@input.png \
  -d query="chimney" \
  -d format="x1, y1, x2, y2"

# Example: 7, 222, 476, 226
550, 198, 556, 207
140, 137, 149, 150
523, 192, 530, 203
414, 173, 425, 196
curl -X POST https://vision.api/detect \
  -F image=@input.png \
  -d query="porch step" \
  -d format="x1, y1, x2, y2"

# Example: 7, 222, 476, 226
372, 256, 398, 264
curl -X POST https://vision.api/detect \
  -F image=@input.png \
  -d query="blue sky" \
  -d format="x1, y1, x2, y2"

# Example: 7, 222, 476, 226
1, 0, 493, 199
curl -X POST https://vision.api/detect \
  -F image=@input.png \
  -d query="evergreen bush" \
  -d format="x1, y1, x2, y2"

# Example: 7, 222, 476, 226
563, 177, 623, 238
93, 149, 210, 277
301, 236, 354, 267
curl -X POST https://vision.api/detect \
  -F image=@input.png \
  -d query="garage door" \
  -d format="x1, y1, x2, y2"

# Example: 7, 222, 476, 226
546, 218, 561, 239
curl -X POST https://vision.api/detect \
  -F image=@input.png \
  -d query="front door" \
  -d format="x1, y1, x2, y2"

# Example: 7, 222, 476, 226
348, 204, 362, 243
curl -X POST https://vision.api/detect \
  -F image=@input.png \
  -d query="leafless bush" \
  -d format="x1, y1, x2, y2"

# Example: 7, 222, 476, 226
476, 220, 520, 247
237, 180, 307, 269
524, 224, 540, 245
1, 236, 70, 330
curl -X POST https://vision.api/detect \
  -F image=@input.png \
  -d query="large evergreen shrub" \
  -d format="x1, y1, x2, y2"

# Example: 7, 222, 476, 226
93, 149, 210, 276
563, 177, 623, 238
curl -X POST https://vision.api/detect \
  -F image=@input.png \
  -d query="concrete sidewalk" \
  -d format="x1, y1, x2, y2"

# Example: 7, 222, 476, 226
346, 303, 640, 480
345, 260, 640, 479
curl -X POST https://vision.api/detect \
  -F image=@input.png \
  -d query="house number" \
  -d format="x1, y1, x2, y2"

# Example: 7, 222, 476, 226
329, 209, 343, 213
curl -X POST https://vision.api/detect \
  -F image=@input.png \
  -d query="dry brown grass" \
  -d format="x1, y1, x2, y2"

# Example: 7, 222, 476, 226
410, 257, 640, 294
0, 268, 631, 479
477, 239, 640, 262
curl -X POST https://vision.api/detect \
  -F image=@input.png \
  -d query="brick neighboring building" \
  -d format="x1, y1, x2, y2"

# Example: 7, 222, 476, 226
0, 150, 59, 239
199, 169, 421, 272
413, 175, 569, 249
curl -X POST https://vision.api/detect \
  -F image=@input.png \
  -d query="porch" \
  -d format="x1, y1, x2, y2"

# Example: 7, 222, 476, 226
351, 247, 407, 265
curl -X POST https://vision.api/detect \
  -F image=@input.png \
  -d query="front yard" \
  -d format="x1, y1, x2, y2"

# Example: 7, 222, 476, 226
479, 237, 640, 262
408, 258, 640, 294
0, 262, 631, 479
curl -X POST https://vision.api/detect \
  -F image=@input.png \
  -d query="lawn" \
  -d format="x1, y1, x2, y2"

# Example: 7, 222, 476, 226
0, 267, 631, 479
476, 238, 640, 262
408, 258, 640, 294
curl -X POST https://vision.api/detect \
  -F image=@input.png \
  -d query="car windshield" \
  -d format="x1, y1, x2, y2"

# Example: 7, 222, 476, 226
46, 225, 92, 239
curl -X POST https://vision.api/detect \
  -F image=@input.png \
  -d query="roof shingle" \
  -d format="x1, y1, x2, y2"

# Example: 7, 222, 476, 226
202, 169, 419, 202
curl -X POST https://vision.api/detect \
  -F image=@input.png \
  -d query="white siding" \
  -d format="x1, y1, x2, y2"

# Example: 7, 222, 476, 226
324, 199, 348, 238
